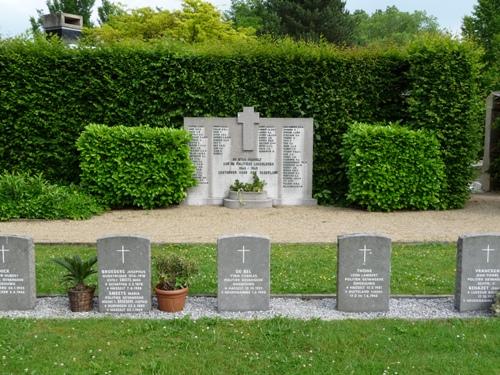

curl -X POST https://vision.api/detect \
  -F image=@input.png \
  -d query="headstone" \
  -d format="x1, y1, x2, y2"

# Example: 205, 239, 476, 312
184, 107, 316, 206
337, 234, 391, 312
0, 235, 36, 310
97, 235, 151, 313
455, 234, 500, 312
217, 234, 270, 311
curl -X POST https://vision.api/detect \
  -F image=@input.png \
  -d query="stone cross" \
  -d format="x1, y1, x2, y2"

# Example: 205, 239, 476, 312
237, 107, 260, 151
0, 245, 9, 263
482, 245, 495, 263
358, 245, 372, 265
237, 245, 251, 264
116, 245, 130, 264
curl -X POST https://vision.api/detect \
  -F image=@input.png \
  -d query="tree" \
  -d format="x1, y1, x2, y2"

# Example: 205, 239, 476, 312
351, 6, 440, 46
97, 0, 126, 25
84, 0, 255, 44
462, 0, 500, 91
462, 0, 500, 63
30, 0, 96, 34
227, 0, 354, 44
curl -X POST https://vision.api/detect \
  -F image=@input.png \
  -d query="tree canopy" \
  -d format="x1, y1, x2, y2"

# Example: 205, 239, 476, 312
351, 6, 440, 46
84, 0, 255, 44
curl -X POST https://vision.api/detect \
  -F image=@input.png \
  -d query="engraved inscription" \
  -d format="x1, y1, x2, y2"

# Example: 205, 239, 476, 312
100, 269, 148, 312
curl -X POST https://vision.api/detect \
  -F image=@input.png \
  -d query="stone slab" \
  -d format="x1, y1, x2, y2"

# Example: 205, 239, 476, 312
97, 235, 151, 313
184, 107, 316, 206
337, 234, 391, 312
455, 233, 500, 312
0, 235, 36, 310
218, 234, 270, 311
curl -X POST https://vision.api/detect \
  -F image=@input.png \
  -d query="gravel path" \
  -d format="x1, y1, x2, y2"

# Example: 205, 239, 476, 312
0, 193, 499, 244
0, 297, 492, 321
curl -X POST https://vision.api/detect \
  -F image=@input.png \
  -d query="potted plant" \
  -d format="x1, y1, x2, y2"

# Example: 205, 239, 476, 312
52, 255, 97, 312
225, 171, 272, 208
155, 253, 198, 312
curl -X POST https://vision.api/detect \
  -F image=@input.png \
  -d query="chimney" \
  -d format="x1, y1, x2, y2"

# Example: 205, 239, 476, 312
43, 12, 83, 44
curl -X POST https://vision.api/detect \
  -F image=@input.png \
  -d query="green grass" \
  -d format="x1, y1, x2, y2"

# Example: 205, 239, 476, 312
0, 318, 498, 374
37, 243, 455, 295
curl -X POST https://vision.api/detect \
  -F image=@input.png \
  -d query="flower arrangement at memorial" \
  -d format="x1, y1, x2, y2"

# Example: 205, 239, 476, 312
154, 254, 198, 312
229, 172, 266, 193
52, 255, 97, 312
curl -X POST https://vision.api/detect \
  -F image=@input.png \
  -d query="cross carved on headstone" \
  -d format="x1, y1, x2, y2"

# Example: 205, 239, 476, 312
0, 245, 9, 264
237, 107, 260, 151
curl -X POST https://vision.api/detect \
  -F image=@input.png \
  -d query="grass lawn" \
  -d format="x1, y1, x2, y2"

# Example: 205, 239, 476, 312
36, 243, 455, 295
0, 318, 498, 375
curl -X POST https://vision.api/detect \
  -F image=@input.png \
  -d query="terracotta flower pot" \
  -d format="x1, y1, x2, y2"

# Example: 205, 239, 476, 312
156, 287, 189, 312
68, 286, 95, 312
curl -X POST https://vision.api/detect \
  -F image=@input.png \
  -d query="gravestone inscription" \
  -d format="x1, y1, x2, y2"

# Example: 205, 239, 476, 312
217, 234, 270, 311
455, 234, 500, 312
337, 234, 391, 312
97, 235, 151, 313
0, 235, 36, 310
184, 107, 316, 206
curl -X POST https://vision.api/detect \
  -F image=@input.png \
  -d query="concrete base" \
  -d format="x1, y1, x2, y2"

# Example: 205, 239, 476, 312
224, 190, 272, 209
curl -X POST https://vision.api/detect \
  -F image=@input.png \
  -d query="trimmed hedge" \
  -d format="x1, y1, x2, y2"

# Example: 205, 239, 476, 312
342, 123, 446, 211
406, 36, 483, 208
76, 125, 196, 209
0, 37, 482, 207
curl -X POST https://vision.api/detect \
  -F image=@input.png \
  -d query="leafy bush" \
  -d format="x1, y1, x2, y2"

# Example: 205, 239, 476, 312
406, 36, 483, 208
77, 124, 196, 209
0, 172, 104, 220
229, 171, 266, 192
341, 123, 446, 211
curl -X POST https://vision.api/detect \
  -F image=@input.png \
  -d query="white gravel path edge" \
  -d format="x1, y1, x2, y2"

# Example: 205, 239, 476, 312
0, 297, 492, 321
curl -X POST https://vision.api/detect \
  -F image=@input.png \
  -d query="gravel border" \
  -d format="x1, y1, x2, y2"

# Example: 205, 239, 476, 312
0, 296, 492, 321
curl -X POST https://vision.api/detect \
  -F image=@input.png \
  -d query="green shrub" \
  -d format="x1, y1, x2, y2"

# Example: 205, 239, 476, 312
341, 123, 446, 211
77, 124, 196, 209
406, 36, 483, 208
0, 172, 104, 220
0, 37, 482, 206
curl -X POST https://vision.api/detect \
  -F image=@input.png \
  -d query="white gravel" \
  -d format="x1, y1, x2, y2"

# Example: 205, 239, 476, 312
0, 296, 492, 320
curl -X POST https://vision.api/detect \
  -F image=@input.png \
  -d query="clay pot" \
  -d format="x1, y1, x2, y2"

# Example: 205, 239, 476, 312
156, 287, 189, 312
68, 287, 95, 312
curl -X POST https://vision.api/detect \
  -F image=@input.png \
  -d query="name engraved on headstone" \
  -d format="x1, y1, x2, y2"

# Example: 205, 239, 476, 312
0, 235, 36, 310
218, 234, 270, 311
98, 236, 151, 313
184, 107, 316, 205
337, 234, 391, 312
455, 234, 500, 312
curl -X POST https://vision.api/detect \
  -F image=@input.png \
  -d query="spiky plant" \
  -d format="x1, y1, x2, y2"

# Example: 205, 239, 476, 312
52, 255, 97, 291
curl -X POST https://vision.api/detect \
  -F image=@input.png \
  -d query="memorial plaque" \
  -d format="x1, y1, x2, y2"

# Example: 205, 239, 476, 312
337, 234, 391, 312
455, 234, 500, 312
0, 235, 36, 310
218, 234, 270, 311
184, 107, 316, 206
97, 235, 151, 313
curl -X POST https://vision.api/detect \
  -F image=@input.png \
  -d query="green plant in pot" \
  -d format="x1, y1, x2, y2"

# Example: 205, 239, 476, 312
155, 253, 198, 312
229, 172, 267, 205
52, 255, 97, 312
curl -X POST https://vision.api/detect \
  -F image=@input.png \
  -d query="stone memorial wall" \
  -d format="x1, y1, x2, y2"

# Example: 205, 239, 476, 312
0, 235, 36, 310
217, 234, 270, 311
184, 107, 316, 206
337, 234, 391, 312
97, 235, 151, 313
455, 234, 500, 312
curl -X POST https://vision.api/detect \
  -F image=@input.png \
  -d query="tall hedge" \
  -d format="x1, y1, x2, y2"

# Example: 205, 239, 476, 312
406, 37, 483, 208
0, 37, 482, 206
76, 125, 196, 209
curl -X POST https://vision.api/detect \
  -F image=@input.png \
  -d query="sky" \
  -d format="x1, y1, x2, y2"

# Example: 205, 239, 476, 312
0, 0, 477, 37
